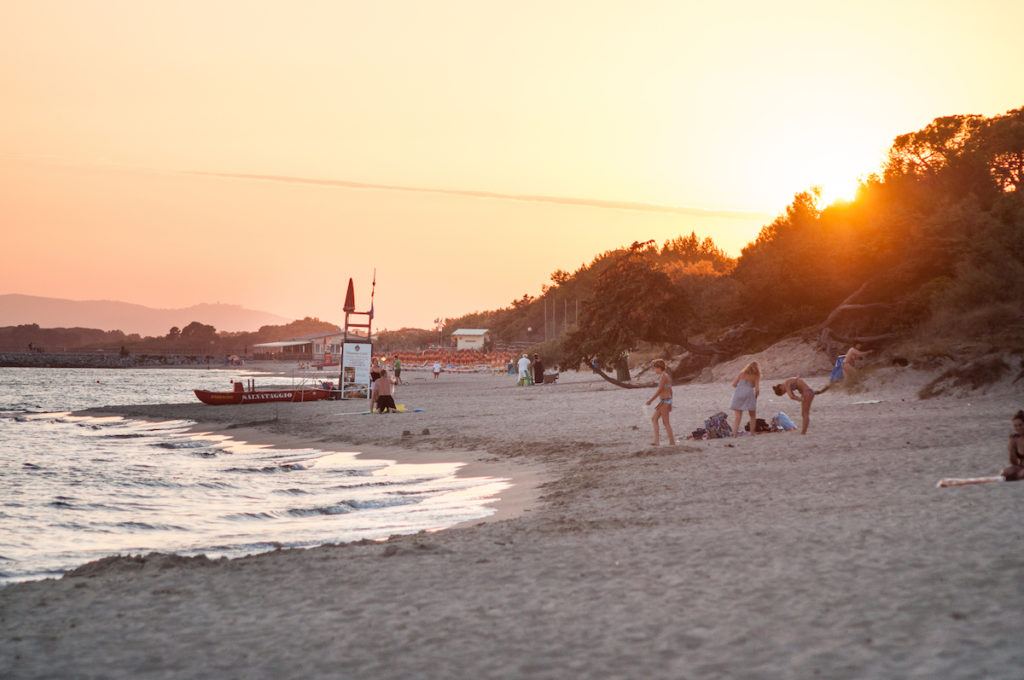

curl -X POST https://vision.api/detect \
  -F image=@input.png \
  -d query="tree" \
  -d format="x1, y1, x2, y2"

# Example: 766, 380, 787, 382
562, 243, 691, 371
166, 326, 181, 341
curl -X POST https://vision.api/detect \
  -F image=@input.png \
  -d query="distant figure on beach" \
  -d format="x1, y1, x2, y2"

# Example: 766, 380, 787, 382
517, 354, 531, 386
393, 356, 403, 385
507, 358, 515, 375
432, 361, 441, 379
645, 359, 675, 446
772, 377, 815, 434
532, 354, 544, 386
371, 368, 397, 413
1004, 410, 1024, 480
370, 358, 382, 384
730, 361, 761, 437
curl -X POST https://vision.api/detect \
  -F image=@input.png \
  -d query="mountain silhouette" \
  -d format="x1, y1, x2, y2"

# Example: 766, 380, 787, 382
0, 294, 290, 336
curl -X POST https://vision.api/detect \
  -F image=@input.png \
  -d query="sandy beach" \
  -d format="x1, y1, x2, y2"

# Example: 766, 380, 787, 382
2, 358, 1022, 679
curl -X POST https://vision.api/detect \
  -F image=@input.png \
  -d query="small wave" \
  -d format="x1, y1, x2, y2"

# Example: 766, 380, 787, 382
153, 440, 209, 450
49, 500, 75, 509
286, 497, 420, 517
195, 481, 236, 489
273, 488, 311, 495
115, 521, 183, 531
22, 462, 42, 470
224, 463, 307, 474
223, 511, 277, 521
103, 433, 147, 439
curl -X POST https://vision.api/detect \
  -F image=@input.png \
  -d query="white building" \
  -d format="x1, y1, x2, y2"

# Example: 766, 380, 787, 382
253, 330, 345, 364
451, 328, 489, 351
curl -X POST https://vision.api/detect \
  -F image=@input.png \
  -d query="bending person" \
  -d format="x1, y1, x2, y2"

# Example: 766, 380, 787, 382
772, 377, 815, 435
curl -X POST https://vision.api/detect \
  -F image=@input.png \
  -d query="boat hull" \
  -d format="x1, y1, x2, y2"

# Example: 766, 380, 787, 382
193, 388, 332, 405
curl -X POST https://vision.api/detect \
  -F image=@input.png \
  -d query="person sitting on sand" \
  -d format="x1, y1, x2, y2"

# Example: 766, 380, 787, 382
645, 359, 675, 446
772, 377, 815, 435
730, 361, 761, 437
372, 368, 398, 413
843, 345, 872, 378
1004, 410, 1024, 481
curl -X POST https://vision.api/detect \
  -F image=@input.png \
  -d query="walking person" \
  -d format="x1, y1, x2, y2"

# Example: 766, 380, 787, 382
772, 377, 816, 434
432, 360, 441, 379
393, 356, 403, 385
645, 360, 675, 446
516, 354, 531, 386
730, 361, 761, 436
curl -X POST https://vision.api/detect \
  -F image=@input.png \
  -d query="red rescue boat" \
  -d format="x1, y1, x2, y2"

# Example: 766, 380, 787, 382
194, 381, 333, 406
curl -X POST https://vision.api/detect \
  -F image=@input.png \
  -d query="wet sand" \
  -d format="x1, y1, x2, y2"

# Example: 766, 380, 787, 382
2, 365, 1022, 679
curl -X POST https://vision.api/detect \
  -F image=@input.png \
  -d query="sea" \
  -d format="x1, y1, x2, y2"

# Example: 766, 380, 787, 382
0, 367, 509, 583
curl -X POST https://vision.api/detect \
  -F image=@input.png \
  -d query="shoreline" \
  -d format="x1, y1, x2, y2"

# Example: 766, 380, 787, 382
180, 420, 547, 529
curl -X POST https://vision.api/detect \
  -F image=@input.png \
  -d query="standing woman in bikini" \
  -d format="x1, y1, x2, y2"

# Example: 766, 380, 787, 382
772, 376, 815, 434
645, 359, 676, 446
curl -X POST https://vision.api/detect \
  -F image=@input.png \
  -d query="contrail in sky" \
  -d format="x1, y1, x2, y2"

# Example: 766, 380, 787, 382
186, 170, 770, 221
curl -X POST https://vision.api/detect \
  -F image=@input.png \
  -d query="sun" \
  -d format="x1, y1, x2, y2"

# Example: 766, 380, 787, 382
816, 175, 861, 206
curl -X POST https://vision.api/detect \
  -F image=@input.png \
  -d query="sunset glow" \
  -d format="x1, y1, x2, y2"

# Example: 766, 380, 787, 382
2, 1, 1022, 329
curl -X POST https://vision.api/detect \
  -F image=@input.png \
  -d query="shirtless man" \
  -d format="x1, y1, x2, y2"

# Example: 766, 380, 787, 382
772, 377, 815, 435
843, 345, 872, 377
1004, 410, 1024, 481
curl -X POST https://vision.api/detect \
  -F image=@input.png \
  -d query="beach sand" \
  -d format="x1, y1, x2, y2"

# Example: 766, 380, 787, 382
2, 364, 1022, 679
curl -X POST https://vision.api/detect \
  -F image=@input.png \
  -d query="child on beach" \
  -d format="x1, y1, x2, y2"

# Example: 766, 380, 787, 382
1004, 410, 1024, 481
371, 368, 398, 413
432, 361, 441, 379
730, 361, 761, 437
772, 377, 815, 434
645, 359, 675, 446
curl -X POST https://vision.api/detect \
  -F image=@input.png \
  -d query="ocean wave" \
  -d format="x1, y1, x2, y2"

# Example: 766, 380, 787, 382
153, 440, 211, 450
224, 463, 307, 474
287, 497, 421, 517
115, 521, 185, 531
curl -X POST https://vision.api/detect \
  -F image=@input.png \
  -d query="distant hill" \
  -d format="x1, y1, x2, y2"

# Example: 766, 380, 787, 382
0, 294, 291, 336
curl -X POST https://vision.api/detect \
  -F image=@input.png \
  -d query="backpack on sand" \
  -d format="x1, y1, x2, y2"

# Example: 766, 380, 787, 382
704, 411, 733, 438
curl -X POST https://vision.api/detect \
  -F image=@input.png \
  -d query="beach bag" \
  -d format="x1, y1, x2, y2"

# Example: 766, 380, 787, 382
772, 411, 797, 431
745, 418, 772, 433
704, 411, 732, 438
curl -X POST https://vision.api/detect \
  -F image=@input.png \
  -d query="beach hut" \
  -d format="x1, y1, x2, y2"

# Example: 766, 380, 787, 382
451, 328, 489, 351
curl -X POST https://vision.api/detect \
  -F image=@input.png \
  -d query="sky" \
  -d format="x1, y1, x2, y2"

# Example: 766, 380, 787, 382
1, 0, 1022, 330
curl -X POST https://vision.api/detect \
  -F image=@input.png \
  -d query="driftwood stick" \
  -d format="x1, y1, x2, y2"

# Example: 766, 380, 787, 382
936, 476, 1004, 488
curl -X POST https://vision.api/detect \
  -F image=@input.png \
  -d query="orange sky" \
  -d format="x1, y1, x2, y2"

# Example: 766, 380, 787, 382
1, 1, 1022, 329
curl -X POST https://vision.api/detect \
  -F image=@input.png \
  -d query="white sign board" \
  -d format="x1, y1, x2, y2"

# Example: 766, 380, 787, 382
341, 342, 372, 398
